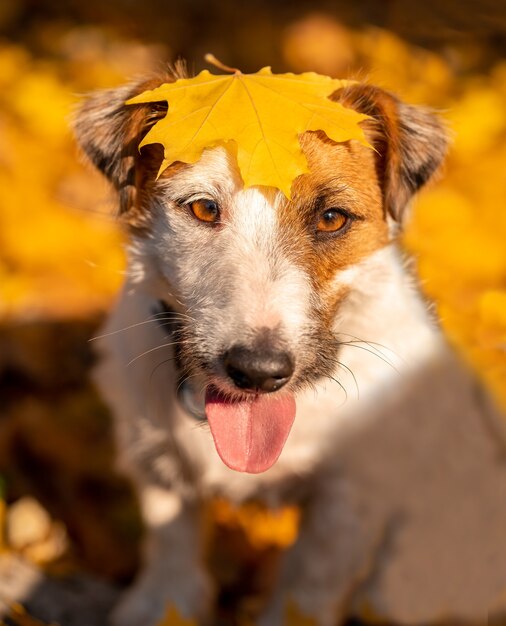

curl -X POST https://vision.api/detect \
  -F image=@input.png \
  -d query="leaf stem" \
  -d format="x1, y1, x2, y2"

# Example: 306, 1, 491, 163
204, 53, 241, 74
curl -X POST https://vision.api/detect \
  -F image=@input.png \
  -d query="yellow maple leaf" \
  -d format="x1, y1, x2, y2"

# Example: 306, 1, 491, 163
155, 605, 197, 626
127, 59, 369, 198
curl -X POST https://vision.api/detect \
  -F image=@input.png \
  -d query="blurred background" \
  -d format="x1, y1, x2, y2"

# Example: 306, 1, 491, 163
0, 0, 505, 624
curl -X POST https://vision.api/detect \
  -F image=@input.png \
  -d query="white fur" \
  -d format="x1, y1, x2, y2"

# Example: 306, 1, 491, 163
93, 147, 506, 626
228, 188, 311, 335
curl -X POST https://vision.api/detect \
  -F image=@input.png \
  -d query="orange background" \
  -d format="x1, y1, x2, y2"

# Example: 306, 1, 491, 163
0, 0, 505, 609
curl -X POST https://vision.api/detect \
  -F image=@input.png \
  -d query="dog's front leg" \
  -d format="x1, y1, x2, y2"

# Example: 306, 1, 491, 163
110, 484, 213, 626
258, 476, 387, 626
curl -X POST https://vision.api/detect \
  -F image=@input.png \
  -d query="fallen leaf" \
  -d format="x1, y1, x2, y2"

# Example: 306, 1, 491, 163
156, 605, 198, 626
127, 64, 369, 197
211, 498, 300, 549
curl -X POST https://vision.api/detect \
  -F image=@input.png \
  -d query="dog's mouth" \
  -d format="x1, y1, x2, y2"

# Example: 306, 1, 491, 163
158, 300, 297, 474
205, 385, 296, 474
178, 380, 296, 474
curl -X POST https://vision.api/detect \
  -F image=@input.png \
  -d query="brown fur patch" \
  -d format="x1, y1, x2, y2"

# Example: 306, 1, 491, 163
74, 66, 188, 228
333, 84, 448, 221
273, 84, 446, 330
278, 131, 390, 327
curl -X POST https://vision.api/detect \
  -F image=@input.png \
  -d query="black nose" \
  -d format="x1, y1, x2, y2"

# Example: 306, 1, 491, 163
223, 344, 294, 393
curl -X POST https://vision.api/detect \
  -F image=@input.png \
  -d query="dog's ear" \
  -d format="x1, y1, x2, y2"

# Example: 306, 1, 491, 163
73, 68, 183, 214
74, 82, 147, 214
334, 84, 448, 222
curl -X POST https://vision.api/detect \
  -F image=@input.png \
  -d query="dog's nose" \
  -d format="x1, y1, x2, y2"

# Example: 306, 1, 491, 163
223, 345, 294, 393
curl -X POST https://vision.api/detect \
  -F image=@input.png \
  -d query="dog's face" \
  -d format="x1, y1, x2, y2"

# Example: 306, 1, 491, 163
75, 74, 446, 473
139, 134, 390, 390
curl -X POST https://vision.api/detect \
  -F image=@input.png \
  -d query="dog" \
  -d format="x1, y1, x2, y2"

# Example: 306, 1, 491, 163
74, 66, 506, 626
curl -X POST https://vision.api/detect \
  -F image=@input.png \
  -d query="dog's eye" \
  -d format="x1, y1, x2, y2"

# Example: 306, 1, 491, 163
316, 209, 348, 233
189, 199, 220, 224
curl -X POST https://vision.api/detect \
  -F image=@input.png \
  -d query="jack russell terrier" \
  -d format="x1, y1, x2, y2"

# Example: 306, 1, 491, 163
74, 64, 506, 626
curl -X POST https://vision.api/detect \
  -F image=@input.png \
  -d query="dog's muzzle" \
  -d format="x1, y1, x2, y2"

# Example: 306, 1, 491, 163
154, 302, 297, 474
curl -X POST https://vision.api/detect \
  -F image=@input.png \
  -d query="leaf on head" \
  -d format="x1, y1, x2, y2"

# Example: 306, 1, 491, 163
127, 65, 370, 198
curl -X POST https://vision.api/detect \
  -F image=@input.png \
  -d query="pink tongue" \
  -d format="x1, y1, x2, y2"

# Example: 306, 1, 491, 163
205, 389, 296, 474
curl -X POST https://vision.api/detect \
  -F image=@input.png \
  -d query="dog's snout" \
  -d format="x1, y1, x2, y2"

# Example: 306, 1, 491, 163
223, 344, 294, 393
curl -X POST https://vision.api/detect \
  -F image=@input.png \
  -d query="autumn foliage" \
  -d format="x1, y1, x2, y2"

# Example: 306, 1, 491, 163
1, 22, 504, 403
0, 9, 505, 625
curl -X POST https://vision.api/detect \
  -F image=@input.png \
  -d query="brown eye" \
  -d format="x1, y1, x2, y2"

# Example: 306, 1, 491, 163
316, 209, 348, 233
189, 199, 220, 223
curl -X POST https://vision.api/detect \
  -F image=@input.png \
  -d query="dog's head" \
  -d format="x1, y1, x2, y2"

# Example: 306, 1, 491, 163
75, 69, 447, 473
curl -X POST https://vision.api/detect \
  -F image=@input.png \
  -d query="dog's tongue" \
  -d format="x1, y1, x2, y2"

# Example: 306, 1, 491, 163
205, 389, 296, 474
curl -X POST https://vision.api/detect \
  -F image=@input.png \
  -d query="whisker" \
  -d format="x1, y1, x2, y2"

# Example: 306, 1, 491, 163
327, 374, 348, 406
89, 312, 192, 342
337, 332, 403, 364
328, 358, 360, 400
152, 310, 196, 322
343, 341, 400, 367
149, 355, 178, 386
338, 342, 400, 373
89, 318, 166, 341
127, 340, 181, 367
176, 371, 201, 395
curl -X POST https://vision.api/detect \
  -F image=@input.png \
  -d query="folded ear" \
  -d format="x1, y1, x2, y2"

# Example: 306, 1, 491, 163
73, 68, 182, 214
334, 84, 448, 223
